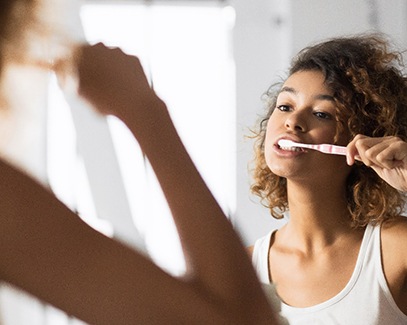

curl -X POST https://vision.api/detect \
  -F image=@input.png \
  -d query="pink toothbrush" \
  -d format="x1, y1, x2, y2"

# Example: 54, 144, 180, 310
278, 139, 347, 156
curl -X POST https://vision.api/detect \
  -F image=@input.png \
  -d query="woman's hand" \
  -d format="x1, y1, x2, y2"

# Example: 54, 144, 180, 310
347, 135, 407, 192
76, 42, 162, 121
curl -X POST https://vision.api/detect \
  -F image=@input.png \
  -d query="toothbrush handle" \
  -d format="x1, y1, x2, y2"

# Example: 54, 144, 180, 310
317, 144, 347, 156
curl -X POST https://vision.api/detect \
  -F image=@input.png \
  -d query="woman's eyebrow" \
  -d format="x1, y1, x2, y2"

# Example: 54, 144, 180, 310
279, 86, 296, 95
315, 94, 335, 102
279, 86, 335, 102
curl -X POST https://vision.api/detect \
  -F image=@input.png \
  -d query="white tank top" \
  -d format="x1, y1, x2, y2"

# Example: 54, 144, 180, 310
252, 223, 407, 324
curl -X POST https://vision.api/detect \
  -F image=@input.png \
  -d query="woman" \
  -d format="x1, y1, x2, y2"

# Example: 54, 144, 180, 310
0, 0, 278, 324
251, 34, 407, 324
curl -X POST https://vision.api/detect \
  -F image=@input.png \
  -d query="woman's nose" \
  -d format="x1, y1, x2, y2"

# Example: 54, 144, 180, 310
284, 111, 307, 132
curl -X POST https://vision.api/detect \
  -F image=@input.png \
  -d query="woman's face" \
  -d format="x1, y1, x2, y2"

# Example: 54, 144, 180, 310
264, 70, 351, 183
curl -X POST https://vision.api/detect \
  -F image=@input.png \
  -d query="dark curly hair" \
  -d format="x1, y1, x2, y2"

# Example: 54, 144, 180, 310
251, 33, 407, 228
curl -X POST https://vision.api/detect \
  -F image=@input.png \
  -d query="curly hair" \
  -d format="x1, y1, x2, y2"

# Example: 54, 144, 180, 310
251, 33, 407, 228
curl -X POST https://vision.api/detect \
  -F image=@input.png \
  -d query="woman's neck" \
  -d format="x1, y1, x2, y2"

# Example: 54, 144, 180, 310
282, 179, 357, 253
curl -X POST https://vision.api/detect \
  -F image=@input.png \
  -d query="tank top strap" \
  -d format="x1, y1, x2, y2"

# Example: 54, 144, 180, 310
252, 230, 276, 283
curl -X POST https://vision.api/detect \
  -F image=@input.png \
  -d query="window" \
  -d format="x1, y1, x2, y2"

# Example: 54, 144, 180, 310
48, 2, 236, 275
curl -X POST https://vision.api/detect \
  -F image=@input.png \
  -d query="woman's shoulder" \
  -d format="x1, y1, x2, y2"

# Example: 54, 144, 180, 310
380, 216, 407, 316
380, 216, 407, 267
381, 215, 407, 238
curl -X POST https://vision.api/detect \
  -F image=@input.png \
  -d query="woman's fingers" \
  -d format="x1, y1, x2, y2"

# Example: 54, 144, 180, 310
347, 135, 406, 169
346, 135, 407, 191
76, 43, 152, 117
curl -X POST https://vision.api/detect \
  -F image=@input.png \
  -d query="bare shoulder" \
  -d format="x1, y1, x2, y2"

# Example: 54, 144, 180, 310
381, 215, 407, 238
381, 216, 407, 266
381, 216, 407, 314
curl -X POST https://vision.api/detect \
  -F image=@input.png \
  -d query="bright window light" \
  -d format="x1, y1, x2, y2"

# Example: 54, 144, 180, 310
49, 2, 236, 275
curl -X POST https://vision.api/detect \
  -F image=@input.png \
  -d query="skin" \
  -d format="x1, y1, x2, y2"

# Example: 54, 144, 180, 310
251, 70, 407, 313
0, 43, 278, 324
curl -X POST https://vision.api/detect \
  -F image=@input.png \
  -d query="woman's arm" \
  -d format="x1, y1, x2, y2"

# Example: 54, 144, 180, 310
0, 159, 229, 324
76, 43, 276, 323
0, 43, 277, 324
348, 135, 407, 313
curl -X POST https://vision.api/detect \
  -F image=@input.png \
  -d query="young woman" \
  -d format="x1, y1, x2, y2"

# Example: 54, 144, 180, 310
250, 34, 407, 324
1, 1, 406, 324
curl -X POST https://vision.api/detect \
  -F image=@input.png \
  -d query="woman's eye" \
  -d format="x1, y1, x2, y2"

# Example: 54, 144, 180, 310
314, 111, 332, 120
276, 105, 291, 112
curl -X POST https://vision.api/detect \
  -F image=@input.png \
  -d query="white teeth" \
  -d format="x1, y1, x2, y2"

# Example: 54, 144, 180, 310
280, 146, 303, 152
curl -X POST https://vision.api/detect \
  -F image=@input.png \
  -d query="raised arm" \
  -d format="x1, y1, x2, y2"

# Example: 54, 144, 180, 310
0, 43, 277, 324
76, 42, 276, 323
